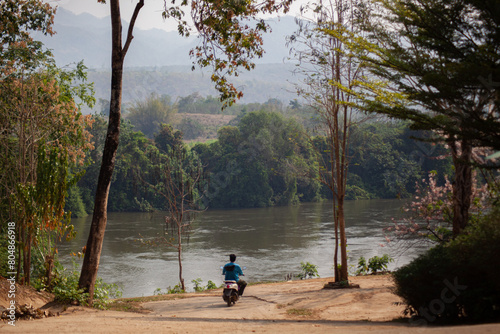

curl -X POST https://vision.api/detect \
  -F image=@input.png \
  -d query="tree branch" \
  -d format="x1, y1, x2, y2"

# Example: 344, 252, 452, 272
122, 0, 144, 56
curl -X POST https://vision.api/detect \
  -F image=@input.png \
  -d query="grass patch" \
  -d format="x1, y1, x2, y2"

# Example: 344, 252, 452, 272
286, 308, 313, 317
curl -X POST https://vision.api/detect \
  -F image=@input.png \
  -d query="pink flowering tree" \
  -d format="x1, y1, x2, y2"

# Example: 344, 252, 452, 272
386, 171, 490, 245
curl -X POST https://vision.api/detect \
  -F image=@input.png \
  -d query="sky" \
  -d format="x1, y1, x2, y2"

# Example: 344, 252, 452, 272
47, 0, 306, 32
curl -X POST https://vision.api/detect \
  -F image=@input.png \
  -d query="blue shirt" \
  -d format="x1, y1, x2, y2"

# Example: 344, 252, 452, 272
222, 262, 243, 281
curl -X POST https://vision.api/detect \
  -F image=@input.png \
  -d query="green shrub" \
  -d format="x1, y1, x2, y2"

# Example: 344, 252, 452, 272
356, 254, 393, 275
393, 206, 500, 324
34, 260, 122, 309
356, 256, 368, 275
368, 254, 393, 274
192, 278, 204, 292
206, 280, 219, 290
297, 262, 319, 280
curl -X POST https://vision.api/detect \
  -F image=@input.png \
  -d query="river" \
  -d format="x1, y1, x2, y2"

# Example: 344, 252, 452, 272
59, 199, 430, 298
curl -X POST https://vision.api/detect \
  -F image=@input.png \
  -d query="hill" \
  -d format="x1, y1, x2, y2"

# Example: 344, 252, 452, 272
35, 9, 300, 105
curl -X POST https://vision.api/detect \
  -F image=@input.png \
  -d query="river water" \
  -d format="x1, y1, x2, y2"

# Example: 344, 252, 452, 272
59, 199, 430, 298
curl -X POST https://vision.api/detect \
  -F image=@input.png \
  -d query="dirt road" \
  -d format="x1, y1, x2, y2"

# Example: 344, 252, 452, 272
1, 275, 499, 333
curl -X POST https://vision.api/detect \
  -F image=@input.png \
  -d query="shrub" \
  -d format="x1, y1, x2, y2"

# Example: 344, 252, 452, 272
206, 280, 219, 290
192, 278, 204, 292
368, 254, 393, 274
356, 254, 393, 275
356, 256, 368, 275
38, 260, 122, 309
392, 206, 500, 323
297, 262, 319, 279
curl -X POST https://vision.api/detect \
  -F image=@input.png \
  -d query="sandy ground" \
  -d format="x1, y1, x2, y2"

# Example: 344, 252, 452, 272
1, 275, 499, 333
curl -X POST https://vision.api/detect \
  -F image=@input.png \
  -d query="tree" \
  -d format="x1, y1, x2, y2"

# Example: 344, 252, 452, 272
126, 93, 176, 138
140, 130, 203, 291
0, 1, 94, 284
78, 0, 293, 302
356, 0, 500, 236
289, 0, 371, 283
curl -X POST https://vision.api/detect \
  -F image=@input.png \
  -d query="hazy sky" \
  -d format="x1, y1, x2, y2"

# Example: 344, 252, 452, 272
48, 0, 305, 32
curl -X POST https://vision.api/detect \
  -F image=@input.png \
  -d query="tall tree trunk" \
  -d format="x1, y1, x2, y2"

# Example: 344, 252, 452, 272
78, 0, 143, 303
338, 198, 348, 282
333, 203, 339, 281
450, 139, 473, 237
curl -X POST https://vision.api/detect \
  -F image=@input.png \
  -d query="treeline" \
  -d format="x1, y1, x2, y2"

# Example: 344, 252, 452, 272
68, 105, 452, 215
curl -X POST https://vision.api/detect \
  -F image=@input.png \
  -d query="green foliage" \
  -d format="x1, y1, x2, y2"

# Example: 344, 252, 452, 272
177, 117, 205, 140
126, 93, 176, 139
393, 205, 500, 323
198, 110, 321, 208
206, 280, 219, 290
191, 278, 221, 292
368, 254, 393, 274
356, 255, 393, 275
192, 278, 204, 292
33, 260, 122, 310
73, 111, 455, 212
297, 262, 319, 280
154, 284, 185, 295
356, 256, 368, 275
65, 186, 87, 218
357, 0, 500, 153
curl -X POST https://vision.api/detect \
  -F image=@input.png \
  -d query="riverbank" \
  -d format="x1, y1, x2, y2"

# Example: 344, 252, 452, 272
2, 274, 499, 333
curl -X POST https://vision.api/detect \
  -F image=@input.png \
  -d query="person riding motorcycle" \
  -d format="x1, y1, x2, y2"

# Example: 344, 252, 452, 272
222, 254, 247, 296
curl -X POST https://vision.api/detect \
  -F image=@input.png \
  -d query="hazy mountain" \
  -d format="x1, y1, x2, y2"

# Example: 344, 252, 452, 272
34, 9, 302, 105
36, 8, 298, 68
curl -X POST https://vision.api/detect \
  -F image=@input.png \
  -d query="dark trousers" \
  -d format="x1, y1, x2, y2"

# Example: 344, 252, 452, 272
237, 279, 247, 296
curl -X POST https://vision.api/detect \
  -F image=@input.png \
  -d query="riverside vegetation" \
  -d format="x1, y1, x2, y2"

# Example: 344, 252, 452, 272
68, 97, 454, 215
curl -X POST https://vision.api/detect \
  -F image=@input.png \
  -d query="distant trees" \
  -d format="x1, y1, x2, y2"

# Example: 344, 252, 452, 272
126, 93, 176, 138
70, 110, 452, 215
193, 110, 321, 208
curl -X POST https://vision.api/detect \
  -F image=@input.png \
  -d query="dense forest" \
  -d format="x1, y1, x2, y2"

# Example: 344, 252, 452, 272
66, 93, 453, 216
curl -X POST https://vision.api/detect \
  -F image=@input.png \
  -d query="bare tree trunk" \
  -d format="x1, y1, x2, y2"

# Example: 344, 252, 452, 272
333, 203, 339, 281
178, 242, 184, 291
338, 199, 348, 281
450, 139, 473, 237
79, 0, 144, 303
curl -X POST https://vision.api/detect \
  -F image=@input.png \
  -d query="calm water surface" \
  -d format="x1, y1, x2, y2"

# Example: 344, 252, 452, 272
59, 199, 429, 297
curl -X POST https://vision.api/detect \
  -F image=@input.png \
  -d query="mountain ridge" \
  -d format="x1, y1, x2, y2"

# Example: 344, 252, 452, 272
36, 8, 298, 69
34, 9, 301, 105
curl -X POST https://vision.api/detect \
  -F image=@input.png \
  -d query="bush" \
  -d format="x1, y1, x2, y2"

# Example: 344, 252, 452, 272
192, 278, 204, 292
297, 262, 319, 280
356, 254, 393, 275
368, 254, 393, 274
392, 206, 500, 324
34, 260, 122, 309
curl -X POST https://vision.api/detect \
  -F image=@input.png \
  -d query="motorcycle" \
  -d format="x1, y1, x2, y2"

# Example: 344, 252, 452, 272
221, 265, 246, 307
222, 280, 240, 307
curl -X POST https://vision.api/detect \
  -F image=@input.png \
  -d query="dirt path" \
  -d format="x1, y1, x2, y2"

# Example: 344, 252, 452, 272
2, 275, 499, 333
